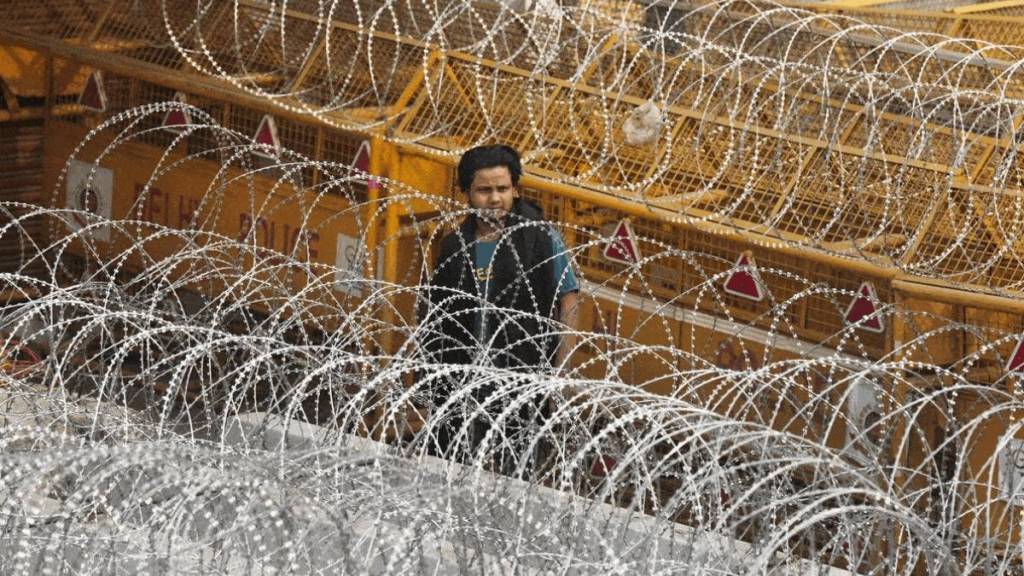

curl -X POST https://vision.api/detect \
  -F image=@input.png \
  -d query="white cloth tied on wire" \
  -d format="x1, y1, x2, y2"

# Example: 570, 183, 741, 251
623, 100, 664, 147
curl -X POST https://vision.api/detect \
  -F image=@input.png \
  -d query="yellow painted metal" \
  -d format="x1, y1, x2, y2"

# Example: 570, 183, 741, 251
388, 50, 441, 121
820, 0, 901, 9
364, 135, 388, 287
4, 0, 1024, 318
0, 77, 17, 114
0, 103, 79, 122
0, 46, 84, 97
49, 0, 118, 96
894, 278, 1024, 315
43, 117, 356, 286
951, 0, 1024, 14
390, 147, 454, 215
382, 139, 403, 354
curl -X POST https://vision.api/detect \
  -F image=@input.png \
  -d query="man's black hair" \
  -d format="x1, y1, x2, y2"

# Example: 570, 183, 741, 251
457, 145, 522, 193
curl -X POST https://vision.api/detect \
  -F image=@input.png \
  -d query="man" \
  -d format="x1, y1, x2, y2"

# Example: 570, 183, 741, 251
420, 144, 579, 466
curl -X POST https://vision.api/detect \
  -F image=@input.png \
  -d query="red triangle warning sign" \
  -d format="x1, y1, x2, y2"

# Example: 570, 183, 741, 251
589, 454, 617, 478
844, 282, 885, 333
352, 140, 376, 186
79, 71, 107, 113
1006, 337, 1024, 374
603, 219, 640, 265
353, 140, 371, 173
253, 115, 281, 159
161, 92, 191, 134
723, 251, 764, 302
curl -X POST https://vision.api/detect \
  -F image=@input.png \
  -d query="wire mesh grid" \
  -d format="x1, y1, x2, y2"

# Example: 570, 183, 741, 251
294, 30, 425, 111
95, 2, 184, 70
6, 0, 103, 41
956, 17, 1024, 54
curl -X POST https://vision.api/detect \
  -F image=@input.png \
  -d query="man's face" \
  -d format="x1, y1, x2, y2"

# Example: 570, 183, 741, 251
467, 166, 517, 223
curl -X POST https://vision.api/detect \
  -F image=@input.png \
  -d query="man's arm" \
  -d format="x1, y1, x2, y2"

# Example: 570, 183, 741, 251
555, 290, 579, 372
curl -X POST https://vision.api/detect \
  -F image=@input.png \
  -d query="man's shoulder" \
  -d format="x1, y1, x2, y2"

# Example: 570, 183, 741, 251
437, 223, 473, 255
436, 231, 458, 258
513, 198, 545, 221
511, 200, 559, 244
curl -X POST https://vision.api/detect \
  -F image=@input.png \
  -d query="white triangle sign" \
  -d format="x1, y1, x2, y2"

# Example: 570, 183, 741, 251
253, 115, 281, 159
844, 282, 885, 333
79, 71, 107, 113
1006, 336, 1024, 374
161, 92, 192, 134
352, 140, 374, 185
723, 251, 765, 302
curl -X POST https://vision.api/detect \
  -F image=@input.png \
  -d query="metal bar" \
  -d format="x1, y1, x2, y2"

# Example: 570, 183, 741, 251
766, 111, 861, 221
820, 0, 902, 8
286, 30, 328, 94
43, 52, 53, 125
0, 28, 379, 137
312, 125, 324, 188
897, 186, 945, 266
0, 103, 80, 122
363, 136, 386, 286
1, 78, 19, 114
892, 278, 1024, 315
951, 0, 1024, 14
51, 0, 120, 94
386, 49, 440, 121
382, 191, 401, 352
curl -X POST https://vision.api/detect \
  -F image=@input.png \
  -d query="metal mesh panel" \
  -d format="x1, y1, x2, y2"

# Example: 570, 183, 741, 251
448, 60, 539, 145
294, 31, 426, 110
4, 0, 102, 40
273, 116, 318, 184
519, 186, 562, 224
629, 216, 683, 295
96, 72, 137, 118
964, 306, 1021, 380
975, 144, 1024, 190
172, 2, 238, 73
320, 130, 363, 170
682, 232, 810, 333
399, 64, 489, 146
957, 18, 1024, 56
235, 4, 318, 92
915, 200, 999, 283
773, 152, 938, 247
803, 271, 889, 355
983, 6, 1024, 16
0, 118, 47, 278
831, 10, 953, 35
320, 129, 370, 201
96, 2, 184, 70
131, 81, 186, 149
184, 97, 229, 159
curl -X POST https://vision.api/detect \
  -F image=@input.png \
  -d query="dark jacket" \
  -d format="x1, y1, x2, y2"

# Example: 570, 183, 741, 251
422, 199, 561, 371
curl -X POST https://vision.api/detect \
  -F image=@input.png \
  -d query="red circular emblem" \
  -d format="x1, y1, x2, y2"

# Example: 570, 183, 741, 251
72, 184, 101, 228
